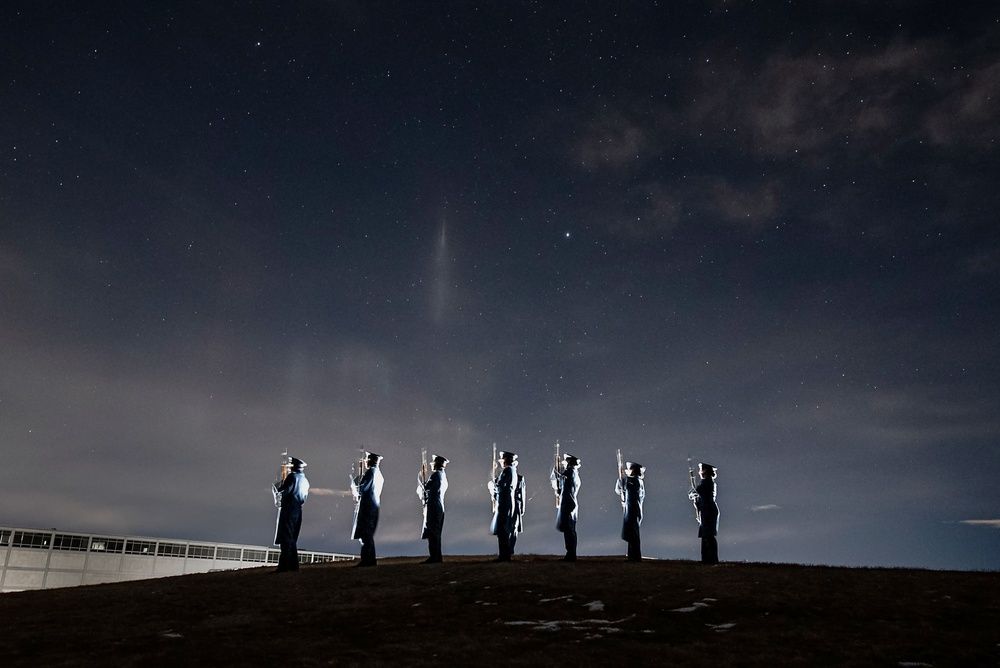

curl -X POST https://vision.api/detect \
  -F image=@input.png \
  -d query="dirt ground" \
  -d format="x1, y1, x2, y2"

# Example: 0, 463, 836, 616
1, 555, 997, 667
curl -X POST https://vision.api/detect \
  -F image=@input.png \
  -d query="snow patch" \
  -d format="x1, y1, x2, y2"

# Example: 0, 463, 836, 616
672, 600, 711, 613
707, 623, 736, 631
503, 614, 637, 634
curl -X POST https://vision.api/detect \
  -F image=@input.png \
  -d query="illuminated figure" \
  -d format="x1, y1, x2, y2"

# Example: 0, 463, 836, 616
689, 462, 720, 564
511, 458, 526, 556
489, 451, 524, 561
550, 453, 581, 561
272, 456, 309, 573
615, 461, 645, 562
351, 452, 384, 567
417, 454, 449, 563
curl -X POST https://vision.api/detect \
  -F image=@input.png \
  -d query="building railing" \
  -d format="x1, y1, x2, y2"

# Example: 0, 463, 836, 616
1, 526, 354, 592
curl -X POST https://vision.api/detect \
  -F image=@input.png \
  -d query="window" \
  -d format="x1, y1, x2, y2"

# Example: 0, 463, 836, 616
124, 540, 156, 555
52, 534, 90, 551
156, 542, 187, 557
11, 531, 50, 548
216, 547, 242, 561
188, 544, 215, 559
90, 538, 125, 553
0, 529, 11, 546
311, 554, 348, 563
242, 549, 267, 563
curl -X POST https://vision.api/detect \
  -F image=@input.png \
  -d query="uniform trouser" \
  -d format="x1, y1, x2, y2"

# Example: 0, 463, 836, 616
426, 532, 442, 561
360, 537, 377, 565
562, 524, 577, 559
626, 535, 641, 562
277, 541, 299, 571
701, 535, 719, 564
497, 533, 514, 561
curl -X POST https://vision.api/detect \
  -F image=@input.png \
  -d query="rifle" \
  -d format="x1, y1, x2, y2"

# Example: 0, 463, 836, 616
277, 449, 290, 484
616, 448, 626, 505
688, 456, 701, 523
348, 448, 365, 501
420, 447, 429, 484
553, 440, 561, 508
491, 442, 498, 513
273, 449, 289, 508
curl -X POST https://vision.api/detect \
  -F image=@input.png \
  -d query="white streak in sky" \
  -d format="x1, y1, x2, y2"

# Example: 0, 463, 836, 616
309, 488, 351, 497
431, 220, 449, 325
959, 519, 1000, 528
750, 504, 781, 512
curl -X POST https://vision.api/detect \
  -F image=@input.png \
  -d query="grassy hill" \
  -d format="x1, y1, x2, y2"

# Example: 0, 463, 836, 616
1, 556, 997, 667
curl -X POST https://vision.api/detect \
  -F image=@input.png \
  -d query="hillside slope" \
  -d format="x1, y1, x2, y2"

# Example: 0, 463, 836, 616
1, 556, 997, 667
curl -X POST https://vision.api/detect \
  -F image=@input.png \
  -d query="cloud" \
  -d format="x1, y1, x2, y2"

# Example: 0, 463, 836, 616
710, 179, 780, 226
959, 520, 1000, 529
570, 108, 648, 170
923, 47, 1000, 146
559, 32, 1000, 240
694, 32, 1000, 159
611, 182, 684, 236
750, 504, 781, 512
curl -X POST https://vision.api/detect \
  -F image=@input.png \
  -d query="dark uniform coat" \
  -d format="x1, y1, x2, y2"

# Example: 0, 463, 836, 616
616, 475, 644, 541
351, 465, 384, 540
692, 477, 719, 537
491, 465, 518, 536
274, 470, 309, 545
551, 467, 580, 533
514, 472, 525, 534
419, 469, 448, 540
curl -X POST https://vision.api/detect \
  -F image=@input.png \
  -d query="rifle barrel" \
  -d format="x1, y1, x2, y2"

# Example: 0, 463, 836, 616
554, 440, 561, 508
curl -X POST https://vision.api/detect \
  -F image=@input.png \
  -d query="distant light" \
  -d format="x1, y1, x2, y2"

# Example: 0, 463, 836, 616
564, 232, 571, 238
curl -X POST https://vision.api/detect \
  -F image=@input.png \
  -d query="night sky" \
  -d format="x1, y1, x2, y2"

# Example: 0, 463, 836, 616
3, 1, 998, 571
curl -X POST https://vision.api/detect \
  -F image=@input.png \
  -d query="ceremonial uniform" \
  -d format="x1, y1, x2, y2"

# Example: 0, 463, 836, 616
689, 463, 720, 564
351, 452, 384, 566
417, 455, 449, 563
616, 462, 645, 562
512, 468, 525, 555
490, 451, 523, 561
550, 454, 581, 561
273, 457, 309, 573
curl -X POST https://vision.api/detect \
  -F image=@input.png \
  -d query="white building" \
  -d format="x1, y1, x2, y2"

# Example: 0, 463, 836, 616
1, 525, 354, 593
